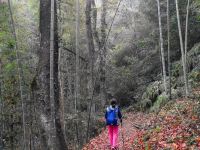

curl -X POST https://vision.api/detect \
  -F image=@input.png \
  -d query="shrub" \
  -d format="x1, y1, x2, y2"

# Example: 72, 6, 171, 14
150, 93, 168, 113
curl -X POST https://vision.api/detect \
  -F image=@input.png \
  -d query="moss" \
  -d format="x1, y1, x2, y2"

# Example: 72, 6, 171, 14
171, 62, 182, 78
150, 93, 168, 113
141, 99, 152, 109
145, 81, 162, 102
187, 43, 200, 71
189, 70, 200, 87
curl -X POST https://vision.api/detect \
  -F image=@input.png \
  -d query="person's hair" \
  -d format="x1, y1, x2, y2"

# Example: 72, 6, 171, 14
110, 98, 117, 105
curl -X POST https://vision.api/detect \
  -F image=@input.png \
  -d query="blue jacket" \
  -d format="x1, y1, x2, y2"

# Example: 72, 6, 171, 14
105, 105, 122, 126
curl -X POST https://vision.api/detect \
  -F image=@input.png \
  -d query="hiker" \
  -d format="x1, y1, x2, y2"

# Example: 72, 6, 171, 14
105, 98, 122, 150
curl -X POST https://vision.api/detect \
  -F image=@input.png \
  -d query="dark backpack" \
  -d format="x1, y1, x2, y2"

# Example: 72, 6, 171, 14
106, 106, 119, 125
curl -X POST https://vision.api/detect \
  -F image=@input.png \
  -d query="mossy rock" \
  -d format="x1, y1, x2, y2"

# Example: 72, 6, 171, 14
171, 88, 183, 99
171, 61, 182, 78
150, 93, 168, 113
187, 43, 200, 71
140, 99, 152, 109
143, 81, 162, 103
189, 70, 200, 87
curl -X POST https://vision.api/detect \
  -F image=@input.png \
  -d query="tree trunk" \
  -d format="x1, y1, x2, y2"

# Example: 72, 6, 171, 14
156, 0, 167, 93
50, 0, 56, 148
0, 60, 3, 149
91, 0, 107, 106
85, 0, 95, 141
99, 0, 107, 106
184, 0, 190, 86
175, 0, 189, 97
33, 0, 67, 149
167, 0, 171, 99
185, 0, 190, 61
75, 0, 80, 148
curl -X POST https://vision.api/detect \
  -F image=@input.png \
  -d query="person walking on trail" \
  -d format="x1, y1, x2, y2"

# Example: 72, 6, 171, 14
105, 98, 122, 150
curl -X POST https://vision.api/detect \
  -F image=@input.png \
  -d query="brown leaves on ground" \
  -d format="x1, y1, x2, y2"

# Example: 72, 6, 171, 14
83, 112, 155, 150
83, 88, 200, 150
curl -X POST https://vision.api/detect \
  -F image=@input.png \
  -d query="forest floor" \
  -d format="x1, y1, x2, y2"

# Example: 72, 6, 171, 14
83, 88, 200, 150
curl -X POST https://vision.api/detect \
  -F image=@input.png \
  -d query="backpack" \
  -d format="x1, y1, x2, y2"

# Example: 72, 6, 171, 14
106, 106, 119, 125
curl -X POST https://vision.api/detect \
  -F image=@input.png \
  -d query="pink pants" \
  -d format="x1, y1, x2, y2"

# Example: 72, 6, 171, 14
108, 125, 119, 148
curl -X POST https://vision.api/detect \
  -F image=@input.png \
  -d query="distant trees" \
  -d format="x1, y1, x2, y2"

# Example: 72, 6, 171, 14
156, 0, 191, 98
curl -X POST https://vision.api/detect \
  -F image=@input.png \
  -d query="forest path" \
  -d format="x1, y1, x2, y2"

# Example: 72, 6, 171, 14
82, 112, 155, 150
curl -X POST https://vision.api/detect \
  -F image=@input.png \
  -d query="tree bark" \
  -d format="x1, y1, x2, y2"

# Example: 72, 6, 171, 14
175, 0, 189, 97
184, 0, 190, 88
85, 0, 95, 141
33, 0, 67, 149
185, 0, 190, 61
167, 0, 171, 99
90, 0, 107, 106
156, 0, 167, 93
99, 0, 107, 106
75, 0, 80, 148
0, 60, 3, 149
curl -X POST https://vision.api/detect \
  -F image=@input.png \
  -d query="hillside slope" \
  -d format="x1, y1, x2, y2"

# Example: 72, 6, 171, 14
83, 88, 200, 150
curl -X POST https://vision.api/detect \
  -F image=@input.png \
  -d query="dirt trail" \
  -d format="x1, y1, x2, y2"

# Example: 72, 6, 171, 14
83, 112, 154, 150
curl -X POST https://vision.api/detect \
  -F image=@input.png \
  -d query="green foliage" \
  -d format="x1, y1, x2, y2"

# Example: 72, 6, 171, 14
189, 70, 200, 87
171, 62, 182, 78
0, 3, 28, 148
150, 93, 168, 113
142, 81, 162, 103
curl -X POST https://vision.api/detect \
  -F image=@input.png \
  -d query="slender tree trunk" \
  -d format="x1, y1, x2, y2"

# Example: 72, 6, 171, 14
184, 0, 190, 85
52, 0, 68, 149
167, 0, 171, 99
58, 50, 66, 140
75, 0, 80, 121
75, 0, 80, 148
91, 0, 107, 107
99, 0, 107, 106
156, 0, 167, 93
85, 0, 95, 141
50, 0, 56, 148
7, 0, 26, 149
175, 0, 189, 97
57, 0, 66, 141
0, 60, 3, 149
185, 0, 190, 61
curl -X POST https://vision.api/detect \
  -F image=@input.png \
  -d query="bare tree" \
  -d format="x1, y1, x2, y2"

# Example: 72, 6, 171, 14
85, 0, 95, 141
185, 0, 190, 60
167, 0, 171, 99
175, 0, 189, 97
0, 59, 3, 149
184, 0, 190, 87
91, 0, 107, 106
99, 0, 107, 106
156, 0, 167, 93
75, 0, 80, 148
50, 0, 56, 148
